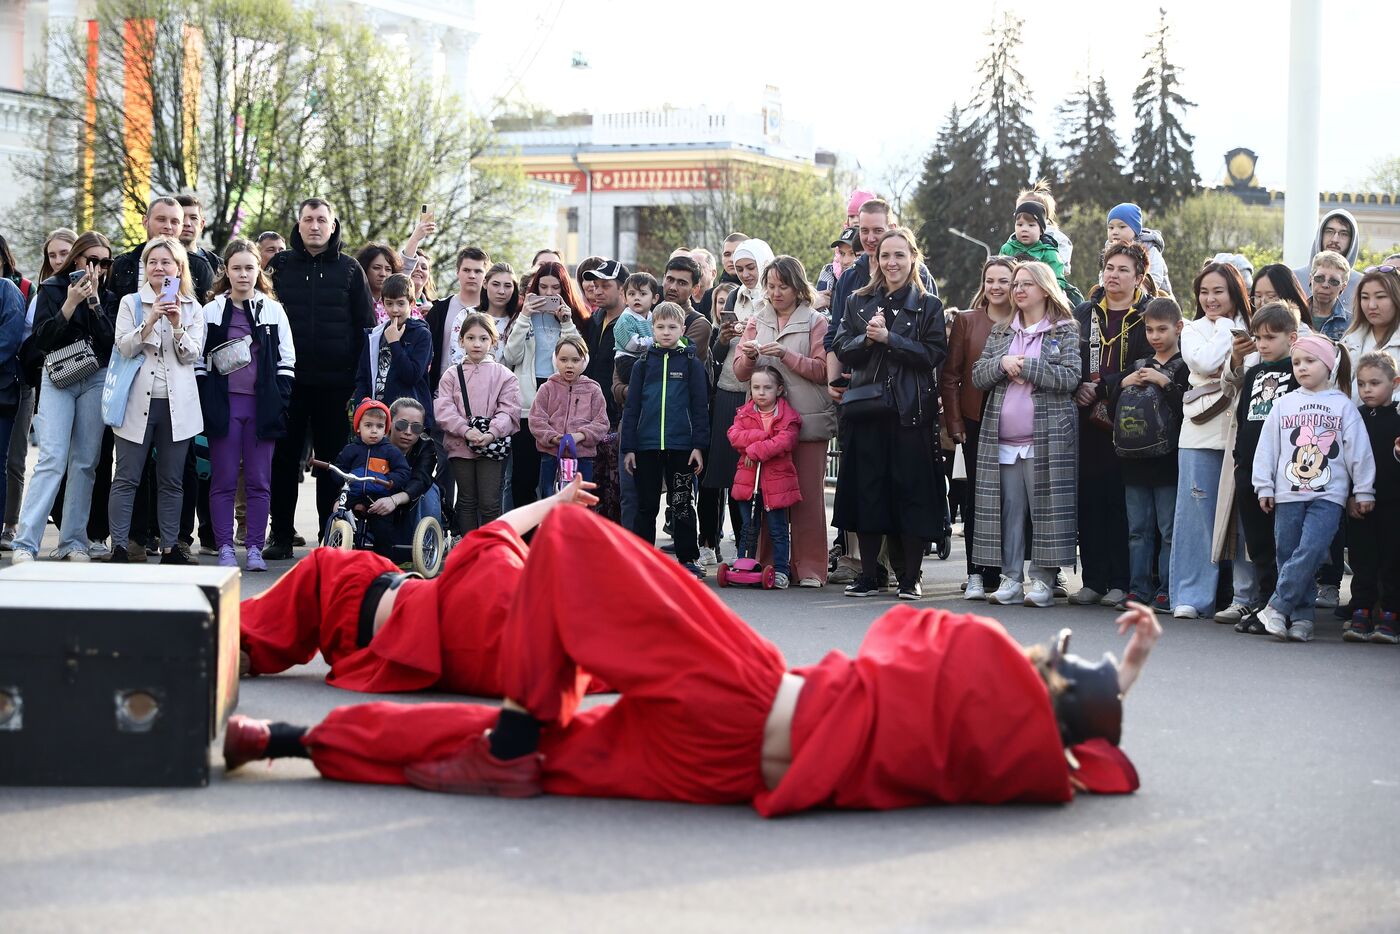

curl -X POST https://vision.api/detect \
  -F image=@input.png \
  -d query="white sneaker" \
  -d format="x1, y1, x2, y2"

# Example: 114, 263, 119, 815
1099, 588, 1127, 608
1287, 619, 1315, 642
698, 547, 718, 567
1053, 572, 1069, 598
773, 572, 789, 590
1214, 602, 1249, 624
1261, 606, 1289, 640
1314, 584, 1339, 609
1071, 586, 1103, 606
65, 551, 91, 562
987, 576, 1024, 606
87, 541, 111, 560
1024, 580, 1055, 607
10, 549, 34, 564
1172, 605, 1200, 619
798, 577, 823, 588
963, 574, 986, 601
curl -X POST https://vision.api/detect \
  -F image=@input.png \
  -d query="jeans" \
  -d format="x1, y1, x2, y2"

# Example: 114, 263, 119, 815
537, 453, 593, 501
737, 499, 790, 576
1170, 448, 1225, 614
617, 433, 637, 531
13, 368, 106, 556
1271, 499, 1345, 621
1125, 483, 1175, 600
998, 456, 1056, 587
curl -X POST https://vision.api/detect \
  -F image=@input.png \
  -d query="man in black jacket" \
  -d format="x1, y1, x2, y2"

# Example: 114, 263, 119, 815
105, 196, 216, 314
263, 197, 375, 559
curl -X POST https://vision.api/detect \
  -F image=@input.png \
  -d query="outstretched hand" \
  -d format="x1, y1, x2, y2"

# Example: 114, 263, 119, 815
554, 474, 598, 507
1113, 601, 1161, 697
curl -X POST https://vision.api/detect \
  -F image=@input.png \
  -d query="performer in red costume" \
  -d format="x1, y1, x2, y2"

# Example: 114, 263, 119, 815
226, 506, 1158, 814
238, 475, 600, 696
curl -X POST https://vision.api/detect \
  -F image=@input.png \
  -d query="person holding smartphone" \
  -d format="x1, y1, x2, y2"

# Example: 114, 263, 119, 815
107, 236, 205, 565
9, 232, 116, 564
500, 261, 587, 508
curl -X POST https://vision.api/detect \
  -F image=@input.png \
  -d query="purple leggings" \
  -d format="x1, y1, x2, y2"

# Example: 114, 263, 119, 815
210, 393, 273, 549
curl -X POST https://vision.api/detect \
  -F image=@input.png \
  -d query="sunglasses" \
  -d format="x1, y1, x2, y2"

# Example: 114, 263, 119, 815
1364, 265, 1398, 275
84, 256, 113, 268
392, 418, 424, 434
1312, 273, 1343, 288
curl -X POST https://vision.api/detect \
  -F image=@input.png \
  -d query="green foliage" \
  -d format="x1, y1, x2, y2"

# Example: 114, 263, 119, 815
12, 0, 529, 282
639, 162, 844, 279
913, 105, 993, 307
1056, 75, 1129, 213
1130, 8, 1199, 213
969, 12, 1037, 210
1363, 156, 1400, 195
1153, 192, 1282, 287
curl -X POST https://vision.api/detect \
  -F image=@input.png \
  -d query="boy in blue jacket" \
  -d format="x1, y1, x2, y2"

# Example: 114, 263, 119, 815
354, 274, 434, 429
333, 399, 411, 523
621, 301, 710, 578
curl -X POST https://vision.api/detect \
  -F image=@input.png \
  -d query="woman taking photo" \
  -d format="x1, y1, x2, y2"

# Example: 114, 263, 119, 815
9, 231, 115, 563
831, 227, 947, 600
733, 255, 836, 587
1170, 261, 1254, 619
501, 260, 586, 507
970, 262, 1081, 608
941, 256, 1017, 600
107, 237, 205, 565
2, 228, 78, 551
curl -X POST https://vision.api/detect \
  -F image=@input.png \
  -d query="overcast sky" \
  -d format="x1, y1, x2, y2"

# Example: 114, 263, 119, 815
468, 0, 1398, 195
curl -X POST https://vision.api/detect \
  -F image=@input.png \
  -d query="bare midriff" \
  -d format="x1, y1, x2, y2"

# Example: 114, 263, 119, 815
761, 672, 805, 790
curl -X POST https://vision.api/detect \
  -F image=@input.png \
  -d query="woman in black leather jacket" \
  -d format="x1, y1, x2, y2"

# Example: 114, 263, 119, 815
831, 227, 947, 599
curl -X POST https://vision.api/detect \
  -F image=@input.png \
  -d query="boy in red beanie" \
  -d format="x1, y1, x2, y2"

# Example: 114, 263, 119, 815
337, 399, 411, 513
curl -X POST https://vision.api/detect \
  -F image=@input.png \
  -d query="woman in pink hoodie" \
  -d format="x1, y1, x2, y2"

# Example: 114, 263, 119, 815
529, 335, 609, 500
434, 313, 522, 533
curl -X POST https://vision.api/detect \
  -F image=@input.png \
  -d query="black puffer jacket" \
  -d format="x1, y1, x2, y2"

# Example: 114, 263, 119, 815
268, 221, 373, 388
832, 284, 947, 428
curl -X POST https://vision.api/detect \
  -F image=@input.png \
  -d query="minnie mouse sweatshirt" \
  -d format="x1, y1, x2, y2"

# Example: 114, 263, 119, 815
1252, 386, 1375, 507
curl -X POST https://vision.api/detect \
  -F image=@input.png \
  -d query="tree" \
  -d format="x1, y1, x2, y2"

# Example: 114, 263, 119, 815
912, 105, 993, 307
639, 162, 844, 277
968, 12, 1038, 209
875, 147, 926, 232
1363, 156, 1400, 194
1056, 74, 1129, 211
1129, 8, 1199, 212
13, 0, 530, 283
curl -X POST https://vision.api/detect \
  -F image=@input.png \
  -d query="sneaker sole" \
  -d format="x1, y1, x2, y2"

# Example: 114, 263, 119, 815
986, 594, 1022, 606
1343, 631, 1371, 643
844, 590, 878, 598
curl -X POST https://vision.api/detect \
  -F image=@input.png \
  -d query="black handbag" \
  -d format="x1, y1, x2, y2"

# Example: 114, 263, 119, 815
455, 364, 512, 461
839, 354, 893, 422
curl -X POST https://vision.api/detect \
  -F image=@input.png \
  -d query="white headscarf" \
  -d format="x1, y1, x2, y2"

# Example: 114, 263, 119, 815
732, 238, 775, 317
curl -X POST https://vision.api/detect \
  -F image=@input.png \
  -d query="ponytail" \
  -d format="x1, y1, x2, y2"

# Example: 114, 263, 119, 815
1335, 343, 1353, 398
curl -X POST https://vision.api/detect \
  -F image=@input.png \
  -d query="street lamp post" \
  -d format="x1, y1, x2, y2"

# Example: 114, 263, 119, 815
947, 227, 991, 260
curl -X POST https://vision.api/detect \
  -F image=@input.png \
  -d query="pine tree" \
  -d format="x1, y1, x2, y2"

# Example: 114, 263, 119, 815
913, 105, 992, 307
969, 12, 1039, 206
1130, 8, 1199, 212
1056, 74, 1129, 211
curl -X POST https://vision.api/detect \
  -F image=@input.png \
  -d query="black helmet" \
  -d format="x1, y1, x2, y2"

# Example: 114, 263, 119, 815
1046, 629, 1122, 747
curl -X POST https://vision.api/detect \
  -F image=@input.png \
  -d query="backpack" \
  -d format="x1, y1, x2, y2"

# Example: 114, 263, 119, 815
1113, 358, 1183, 459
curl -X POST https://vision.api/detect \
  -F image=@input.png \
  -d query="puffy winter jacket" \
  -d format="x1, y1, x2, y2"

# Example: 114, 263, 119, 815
529, 373, 609, 457
620, 341, 710, 454
727, 398, 802, 509
268, 221, 374, 388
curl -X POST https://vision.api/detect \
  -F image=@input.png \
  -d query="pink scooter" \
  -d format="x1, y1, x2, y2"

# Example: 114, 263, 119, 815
717, 462, 776, 589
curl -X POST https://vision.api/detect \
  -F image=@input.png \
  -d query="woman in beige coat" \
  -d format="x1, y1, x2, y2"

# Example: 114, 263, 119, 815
108, 236, 205, 564
735, 256, 836, 586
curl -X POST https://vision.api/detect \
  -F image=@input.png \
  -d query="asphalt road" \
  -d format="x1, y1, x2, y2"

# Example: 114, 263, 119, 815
5, 496, 1400, 932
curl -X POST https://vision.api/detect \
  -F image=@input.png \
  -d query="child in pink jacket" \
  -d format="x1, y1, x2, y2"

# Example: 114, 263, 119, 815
529, 335, 609, 499
726, 366, 802, 588
434, 313, 522, 532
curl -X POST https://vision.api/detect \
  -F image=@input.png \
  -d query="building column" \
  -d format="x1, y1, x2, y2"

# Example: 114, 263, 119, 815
1284, 0, 1322, 268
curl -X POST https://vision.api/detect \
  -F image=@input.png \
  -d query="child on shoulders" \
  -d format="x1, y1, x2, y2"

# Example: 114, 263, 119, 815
999, 201, 1077, 301
1107, 203, 1172, 297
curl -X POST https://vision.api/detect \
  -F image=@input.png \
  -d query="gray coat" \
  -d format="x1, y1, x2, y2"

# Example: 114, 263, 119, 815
970, 318, 1082, 569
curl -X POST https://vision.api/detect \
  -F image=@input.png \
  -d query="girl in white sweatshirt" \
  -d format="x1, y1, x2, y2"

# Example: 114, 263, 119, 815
1252, 334, 1375, 642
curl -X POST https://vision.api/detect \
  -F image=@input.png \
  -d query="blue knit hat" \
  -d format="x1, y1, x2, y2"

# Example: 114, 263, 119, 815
1108, 203, 1143, 238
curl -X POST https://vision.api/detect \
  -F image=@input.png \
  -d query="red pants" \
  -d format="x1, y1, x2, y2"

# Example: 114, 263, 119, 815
240, 522, 529, 695
305, 506, 788, 803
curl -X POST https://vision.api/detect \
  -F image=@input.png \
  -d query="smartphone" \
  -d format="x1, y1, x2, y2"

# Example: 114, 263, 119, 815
538, 294, 562, 313
158, 276, 180, 303
828, 376, 851, 389
720, 310, 737, 326
68, 269, 88, 284
1231, 328, 1251, 339
421, 202, 434, 221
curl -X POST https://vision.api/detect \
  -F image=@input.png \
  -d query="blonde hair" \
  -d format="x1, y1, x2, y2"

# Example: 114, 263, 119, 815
141, 236, 194, 299
554, 334, 588, 359
1013, 262, 1075, 324
1017, 179, 1058, 225
458, 311, 498, 345
854, 227, 926, 298
1357, 349, 1399, 382
651, 301, 686, 325
1311, 249, 1351, 276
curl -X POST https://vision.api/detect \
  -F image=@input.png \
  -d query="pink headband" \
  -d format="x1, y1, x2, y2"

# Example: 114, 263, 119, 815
1293, 333, 1337, 373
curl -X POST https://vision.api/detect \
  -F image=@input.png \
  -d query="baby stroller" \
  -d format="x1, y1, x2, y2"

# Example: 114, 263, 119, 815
309, 458, 447, 579
717, 462, 778, 589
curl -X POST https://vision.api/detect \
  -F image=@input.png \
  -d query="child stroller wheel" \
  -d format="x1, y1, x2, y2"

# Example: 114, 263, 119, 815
762, 566, 776, 589
413, 517, 445, 579
325, 519, 355, 550
937, 532, 952, 560
717, 563, 730, 588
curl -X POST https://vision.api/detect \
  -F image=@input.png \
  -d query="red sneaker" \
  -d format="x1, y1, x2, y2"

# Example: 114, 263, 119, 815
223, 715, 271, 772
404, 734, 543, 798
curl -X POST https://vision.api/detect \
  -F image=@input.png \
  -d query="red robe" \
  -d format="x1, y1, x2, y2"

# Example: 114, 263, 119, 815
240, 521, 527, 695
302, 508, 1137, 811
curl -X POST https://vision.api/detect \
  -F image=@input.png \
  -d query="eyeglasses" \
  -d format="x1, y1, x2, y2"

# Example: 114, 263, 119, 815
392, 419, 424, 434
1364, 265, 1398, 275
1312, 274, 1343, 288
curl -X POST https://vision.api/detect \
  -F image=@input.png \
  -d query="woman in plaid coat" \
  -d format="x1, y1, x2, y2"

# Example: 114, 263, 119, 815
970, 262, 1081, 607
